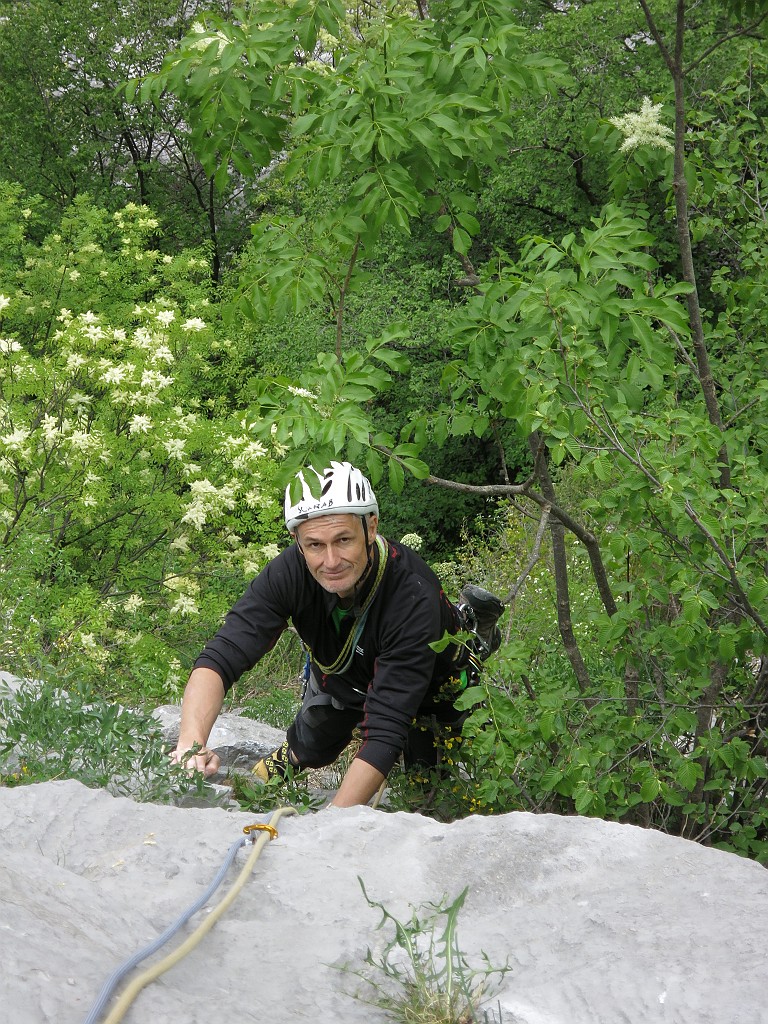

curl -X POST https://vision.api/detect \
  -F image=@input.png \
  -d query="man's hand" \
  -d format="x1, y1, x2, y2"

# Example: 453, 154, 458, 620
170, 744, 220, 777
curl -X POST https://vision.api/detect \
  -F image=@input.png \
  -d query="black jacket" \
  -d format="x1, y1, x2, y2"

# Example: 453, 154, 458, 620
194, 538, 461, 773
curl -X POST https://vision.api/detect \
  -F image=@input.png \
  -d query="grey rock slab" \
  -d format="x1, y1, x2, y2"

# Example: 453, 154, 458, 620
152, 704, 285, 772
0, 779, 766, 1024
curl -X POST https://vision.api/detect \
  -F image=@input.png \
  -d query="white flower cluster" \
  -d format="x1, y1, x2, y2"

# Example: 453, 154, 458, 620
181, 478, 238, 530
400, 532, 424, 552
219, 434, 267, 472
610, 97, 674, 154
165, 574, 200, 617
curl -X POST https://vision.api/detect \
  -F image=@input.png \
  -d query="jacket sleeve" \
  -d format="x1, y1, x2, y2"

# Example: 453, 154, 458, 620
193, 548, 300, 692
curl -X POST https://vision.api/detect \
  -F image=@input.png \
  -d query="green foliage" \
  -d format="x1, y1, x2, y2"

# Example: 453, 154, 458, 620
227, 768, 325, 815
0, 189, 284, 697
446, 655, 768, 864
146, 0, 566, 318
352, 879, 510, 1024
0, 0, 247, 256
0, 676, 209, 802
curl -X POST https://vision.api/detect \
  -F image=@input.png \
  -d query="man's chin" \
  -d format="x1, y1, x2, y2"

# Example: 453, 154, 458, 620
320, 576, 355, 598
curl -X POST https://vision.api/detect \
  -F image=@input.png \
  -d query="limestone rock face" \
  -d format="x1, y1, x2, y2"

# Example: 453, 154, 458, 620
152, 703, 286, 772
1, 779, 766, 1024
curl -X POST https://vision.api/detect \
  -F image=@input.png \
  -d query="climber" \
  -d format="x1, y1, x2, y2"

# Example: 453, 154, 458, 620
171, 461, 503, 807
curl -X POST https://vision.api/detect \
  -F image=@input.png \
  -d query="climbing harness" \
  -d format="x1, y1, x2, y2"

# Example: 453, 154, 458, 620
308, 534, 388, 676
83, 805, 297, 1024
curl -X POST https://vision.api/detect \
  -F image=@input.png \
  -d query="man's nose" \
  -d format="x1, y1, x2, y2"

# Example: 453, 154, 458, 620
323, 543, 343, 566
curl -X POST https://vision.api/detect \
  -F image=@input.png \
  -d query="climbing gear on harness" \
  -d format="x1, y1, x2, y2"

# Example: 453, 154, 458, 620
457, 584, 504, 661
307, 534, 389, 676
285, 460, 378, 531
83, 805, 297, 1024
252, 740, 297, 782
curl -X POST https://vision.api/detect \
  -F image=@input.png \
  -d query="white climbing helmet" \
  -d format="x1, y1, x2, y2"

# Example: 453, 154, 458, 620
284, 461, 379, 532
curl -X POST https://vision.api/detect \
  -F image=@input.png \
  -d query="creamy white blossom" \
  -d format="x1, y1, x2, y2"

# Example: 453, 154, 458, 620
128, 414, 152, 434
162, 437, 186, 459
65, 353, 88, 372
180, 502, 207, 529
41, 415, 64, 443
101, 365, 129, 386
1, 427, 30, 451
151, 345, 174, 364
82, 324, 105, 343
400, 532, 424, 551
141, 369, 173, 391
124, 594, 144, 612
181, 478, 237, 530
170, 593, 198, 616
610, 97, 674, 153
68, 430, 98, 452
243, 488, 263, 508
132, 327, 155, 350
0, 295, 11, 312
156, 310, 175, 326
182, 317, 206, 332
67, 393, 92, 415
0, 338, 21, 354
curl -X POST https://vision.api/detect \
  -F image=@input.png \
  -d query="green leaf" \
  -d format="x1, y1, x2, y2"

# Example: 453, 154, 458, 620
540, 766, 564, 791
639, 775, 661, 802
388, 459, 405, 494
675, 759, 703, 792
574, 782, 595, 814
452, 227, 471, 255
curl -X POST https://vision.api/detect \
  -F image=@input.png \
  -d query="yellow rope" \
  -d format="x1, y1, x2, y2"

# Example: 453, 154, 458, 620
371, 778, 387, 809
101, 805, 297, 1024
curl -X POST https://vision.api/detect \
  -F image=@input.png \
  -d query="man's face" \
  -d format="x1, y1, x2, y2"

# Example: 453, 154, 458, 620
294, 513, 377, 600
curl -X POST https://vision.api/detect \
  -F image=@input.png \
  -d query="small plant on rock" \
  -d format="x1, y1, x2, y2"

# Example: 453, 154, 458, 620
351, 878, 510, 1024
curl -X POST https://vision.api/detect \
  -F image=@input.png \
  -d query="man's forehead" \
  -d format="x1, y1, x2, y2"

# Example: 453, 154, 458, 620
296, 513, 361, 539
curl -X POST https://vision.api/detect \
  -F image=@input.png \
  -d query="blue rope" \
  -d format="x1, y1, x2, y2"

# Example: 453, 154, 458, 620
82, 834, 248, 1024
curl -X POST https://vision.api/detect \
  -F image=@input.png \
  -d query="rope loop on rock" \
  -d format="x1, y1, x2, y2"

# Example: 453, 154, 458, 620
83, 805, 297, 1024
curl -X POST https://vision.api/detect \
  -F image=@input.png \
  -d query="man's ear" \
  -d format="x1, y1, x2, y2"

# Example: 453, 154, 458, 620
367, 514, 379, 540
